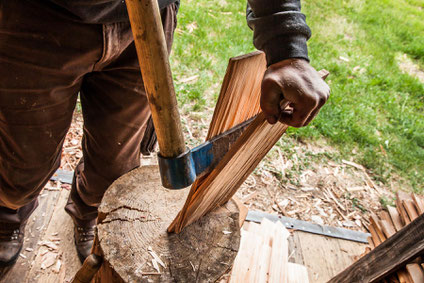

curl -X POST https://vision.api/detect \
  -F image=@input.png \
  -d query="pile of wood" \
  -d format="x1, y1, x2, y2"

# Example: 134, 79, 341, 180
366, 191, 424, 282
230, 218, 309, 283
327, 190, 424, 283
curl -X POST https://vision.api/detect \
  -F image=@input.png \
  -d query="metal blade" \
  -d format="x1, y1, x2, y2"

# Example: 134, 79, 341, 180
191, 116, 255, 177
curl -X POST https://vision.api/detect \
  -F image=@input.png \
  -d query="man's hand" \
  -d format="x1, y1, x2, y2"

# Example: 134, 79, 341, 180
260, 59, 330, 127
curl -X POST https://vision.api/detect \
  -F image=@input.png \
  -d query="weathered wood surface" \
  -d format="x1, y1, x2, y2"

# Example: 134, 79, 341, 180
0, 187, 81, 283
93, 165, 241, 283
295, 231, 367, 282
328, 213, 424, 283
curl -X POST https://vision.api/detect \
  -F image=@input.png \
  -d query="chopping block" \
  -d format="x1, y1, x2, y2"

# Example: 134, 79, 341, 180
89, 165, 242, 282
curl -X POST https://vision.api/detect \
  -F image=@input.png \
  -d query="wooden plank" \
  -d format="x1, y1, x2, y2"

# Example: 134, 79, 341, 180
328, 213, 424, 283
380, 219, 396, 238
369, 214, 386, 241
297, 231, 367, 283
0, 189, 61, 283
367, 236, 375, 249
230, 230, 250, 283
255, 219, 274, 283
396, 192, 411, 225
412, 194, 424, 215
405, 264, 424, 283
168, 55, 330, 234
169, 52, 266, 232
288, 232, 305, 265
387, 205, 404, 231
287, 262, 309, 283
367, 224, 382, 246
268, 221, 289, 283
403, 200, 419, 221
230, 229, 251, 283
378, 210, 396, 237
398, 269, 413, 283
375, 208, 414, 283
27, 188, 81, 282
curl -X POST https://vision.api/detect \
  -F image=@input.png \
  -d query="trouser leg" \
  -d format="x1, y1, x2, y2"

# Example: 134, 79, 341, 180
0, 1, 103, 225
65, 3, 179, 224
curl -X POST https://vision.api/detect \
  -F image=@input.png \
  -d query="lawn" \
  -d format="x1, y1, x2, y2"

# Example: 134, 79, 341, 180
170, 0, 424, 191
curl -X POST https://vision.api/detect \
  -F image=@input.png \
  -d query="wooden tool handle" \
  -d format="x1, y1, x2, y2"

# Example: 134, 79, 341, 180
126, 0, 185, 158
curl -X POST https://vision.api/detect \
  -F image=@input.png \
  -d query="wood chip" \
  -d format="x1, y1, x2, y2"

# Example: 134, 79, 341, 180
342, 160, 364, 170
41, 252, 58, 270
53, 259, 62, 273
151, 259, 160, 273
38, 240, 58, 250
241, 191, 258, 203
148, 249, 166, 268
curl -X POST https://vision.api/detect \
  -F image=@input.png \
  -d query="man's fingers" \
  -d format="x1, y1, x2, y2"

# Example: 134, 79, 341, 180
261, 77, 283, 125
302, 95, 327, 126
279, 101, 317, 127
302, 106, 320, 126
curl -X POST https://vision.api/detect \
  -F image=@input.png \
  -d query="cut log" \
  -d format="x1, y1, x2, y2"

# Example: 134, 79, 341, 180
92, 165, 241, 282
328, 213, 424, 283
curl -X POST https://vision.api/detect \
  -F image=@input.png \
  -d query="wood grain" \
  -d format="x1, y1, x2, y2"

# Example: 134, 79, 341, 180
168, 52, 268, 232
92, 165, 240, 282
126, 0, 185, 157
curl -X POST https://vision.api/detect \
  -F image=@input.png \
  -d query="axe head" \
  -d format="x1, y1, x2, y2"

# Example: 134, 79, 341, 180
157, 117, 254, 189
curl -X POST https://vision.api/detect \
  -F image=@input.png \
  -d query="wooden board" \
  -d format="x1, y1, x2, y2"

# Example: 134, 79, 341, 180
169, 52, 266, 233
293, 231, 367, 282
0, 187, 81, 283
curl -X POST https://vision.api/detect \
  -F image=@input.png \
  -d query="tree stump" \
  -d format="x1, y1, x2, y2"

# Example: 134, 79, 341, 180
92, 165, 241, 282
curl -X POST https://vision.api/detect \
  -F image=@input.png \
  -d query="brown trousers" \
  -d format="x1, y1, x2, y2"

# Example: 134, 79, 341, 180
0, 1, 177, 227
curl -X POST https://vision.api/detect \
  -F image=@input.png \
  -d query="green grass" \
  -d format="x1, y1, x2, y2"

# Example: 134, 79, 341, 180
170, 0, 424, 191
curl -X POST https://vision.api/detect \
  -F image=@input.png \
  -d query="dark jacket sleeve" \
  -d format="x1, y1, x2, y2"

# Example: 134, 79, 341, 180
246, 0, 311, 66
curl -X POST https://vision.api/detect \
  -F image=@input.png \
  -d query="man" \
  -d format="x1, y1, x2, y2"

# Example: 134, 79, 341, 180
0, 0, 329, 266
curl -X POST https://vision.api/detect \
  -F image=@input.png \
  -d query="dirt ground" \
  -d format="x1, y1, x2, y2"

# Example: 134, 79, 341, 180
60, 110, 401, 233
